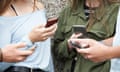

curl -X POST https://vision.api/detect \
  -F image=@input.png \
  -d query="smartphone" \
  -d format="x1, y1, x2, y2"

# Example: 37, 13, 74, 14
72, 25, 88, 38
70, 41, 82, 49
45, 18, 58, 27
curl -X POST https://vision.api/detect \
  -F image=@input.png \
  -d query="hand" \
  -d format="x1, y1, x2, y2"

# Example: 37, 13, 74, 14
1, 43, 35, 62
71, 39, 112, 62
67, 33, 82, 50
29, 24, 57, 42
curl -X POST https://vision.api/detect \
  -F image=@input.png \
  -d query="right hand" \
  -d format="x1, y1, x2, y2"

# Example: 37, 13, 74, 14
29, 24, 57, 42
1, 43, 35, 62
72, 39, 112, 62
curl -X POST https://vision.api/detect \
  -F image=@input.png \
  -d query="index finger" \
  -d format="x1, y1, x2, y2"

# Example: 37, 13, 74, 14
35, 24, 45, 28
19, 46, 35, 56
45, 24, 57, 33
76, 48, 90, 54
13, 42, 26, 49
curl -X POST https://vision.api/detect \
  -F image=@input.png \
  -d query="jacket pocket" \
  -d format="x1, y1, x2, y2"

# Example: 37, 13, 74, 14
64, 26, 72, 34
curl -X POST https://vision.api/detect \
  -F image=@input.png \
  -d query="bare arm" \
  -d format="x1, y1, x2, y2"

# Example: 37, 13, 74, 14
102, 37, 114, 46
110, 46, 120, 58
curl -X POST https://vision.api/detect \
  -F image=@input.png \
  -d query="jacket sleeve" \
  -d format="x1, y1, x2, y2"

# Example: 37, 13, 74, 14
52, 7, 76, 60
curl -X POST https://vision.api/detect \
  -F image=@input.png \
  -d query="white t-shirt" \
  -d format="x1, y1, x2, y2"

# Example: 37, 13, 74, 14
0, 10, 53, 72
110, 7, 120, 72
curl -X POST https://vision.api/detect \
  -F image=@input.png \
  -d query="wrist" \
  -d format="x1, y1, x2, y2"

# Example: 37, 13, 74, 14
29, 34, 36, 43
107, 47, 115, 59
0, 48, 3, 62
29, 34, 34, 42
25, 35, 35, 47
109, 46, 120, 59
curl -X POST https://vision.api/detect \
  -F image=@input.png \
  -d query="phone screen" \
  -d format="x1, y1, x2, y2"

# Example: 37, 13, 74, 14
72, 25, 88, 38
45, 18, 58, 27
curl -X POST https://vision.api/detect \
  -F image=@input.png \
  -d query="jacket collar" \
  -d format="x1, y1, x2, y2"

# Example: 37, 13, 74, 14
71, 0, 109, 21
71, 0, 86, 20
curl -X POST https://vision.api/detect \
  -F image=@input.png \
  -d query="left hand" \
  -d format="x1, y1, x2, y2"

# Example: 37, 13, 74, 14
67, 33, 82, 50
71, 39, 112, 62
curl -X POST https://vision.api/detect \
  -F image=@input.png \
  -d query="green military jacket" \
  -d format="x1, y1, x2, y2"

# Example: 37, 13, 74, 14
52, 1, 119, 72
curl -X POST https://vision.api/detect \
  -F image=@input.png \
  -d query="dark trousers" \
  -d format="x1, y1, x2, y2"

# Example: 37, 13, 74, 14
4, 66, 45, 72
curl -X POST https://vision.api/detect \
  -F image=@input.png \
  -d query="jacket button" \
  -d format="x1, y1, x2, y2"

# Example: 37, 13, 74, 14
74, 57, 78, 61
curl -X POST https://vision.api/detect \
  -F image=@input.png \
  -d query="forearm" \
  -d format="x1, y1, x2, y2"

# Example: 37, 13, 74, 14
102, 37, 113, 46
110, 46, 120, 59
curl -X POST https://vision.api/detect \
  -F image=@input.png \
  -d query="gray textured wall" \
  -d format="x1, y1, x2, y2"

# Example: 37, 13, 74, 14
39, 0, 68, 18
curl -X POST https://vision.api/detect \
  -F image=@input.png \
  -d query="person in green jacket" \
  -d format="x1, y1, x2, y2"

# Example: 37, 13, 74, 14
52, 0, 119, 72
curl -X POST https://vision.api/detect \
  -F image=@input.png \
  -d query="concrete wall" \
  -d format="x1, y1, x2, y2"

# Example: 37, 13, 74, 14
39, 0, 68, 18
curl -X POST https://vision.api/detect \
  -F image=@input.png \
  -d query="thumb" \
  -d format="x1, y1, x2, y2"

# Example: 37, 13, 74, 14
77, 48, 90, 54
